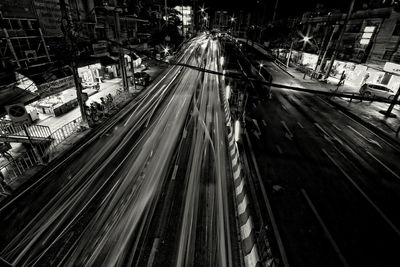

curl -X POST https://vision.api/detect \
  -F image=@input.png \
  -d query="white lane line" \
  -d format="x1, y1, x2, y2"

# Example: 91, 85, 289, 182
146, 238, 160, 267
262, 120, 267, 126
314, 122, 329, 136
297, 121, 304, 129
281, 104, 288, 112
332, 124, 342, 132
281, 120, 293, 138
301, 188, 349, 267
322, 149, 400, 237
171, 164, 179, 181
252, 103, 257, 109
347, 125, 382, 148
252, 119, 261, 133
276, 145, 283, 154
366, 151, 400, 181
100, 179, 120, 206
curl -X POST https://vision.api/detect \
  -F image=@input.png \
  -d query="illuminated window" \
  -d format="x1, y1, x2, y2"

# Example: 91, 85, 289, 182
360, 26, 375, 45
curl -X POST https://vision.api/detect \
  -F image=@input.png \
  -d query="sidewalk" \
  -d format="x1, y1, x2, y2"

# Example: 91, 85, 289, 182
0, 59, 167, 198
244, 40, 400, 142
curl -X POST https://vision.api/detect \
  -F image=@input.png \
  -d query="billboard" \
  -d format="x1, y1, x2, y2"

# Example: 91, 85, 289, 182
0, 0, 36, 18
37, 76, 75, 97
33, 0, 63, 37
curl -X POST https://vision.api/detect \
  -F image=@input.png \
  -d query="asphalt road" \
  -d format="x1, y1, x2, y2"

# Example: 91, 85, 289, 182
0, 35, 240, 267
237, 43, 400, 266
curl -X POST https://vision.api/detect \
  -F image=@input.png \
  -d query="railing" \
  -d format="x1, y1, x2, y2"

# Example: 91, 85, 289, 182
0, 117, 82, 185
0, 121, 52, 140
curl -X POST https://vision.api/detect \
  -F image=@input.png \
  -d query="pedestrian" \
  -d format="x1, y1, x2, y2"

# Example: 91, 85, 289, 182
338, 71, 346, 86
362, 72, 370, 85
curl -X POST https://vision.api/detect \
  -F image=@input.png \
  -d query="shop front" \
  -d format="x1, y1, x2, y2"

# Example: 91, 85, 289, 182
78, 63, 102, 89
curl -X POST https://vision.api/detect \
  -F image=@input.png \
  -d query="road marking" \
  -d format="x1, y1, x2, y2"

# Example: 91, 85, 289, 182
252, 119, 261, 133
262, 120, 267, 126
100, 179, 120, 206
147, 238, 160, 267
322, 149, 400, 237
252, 103, 257, 109
171, 164, 179, 180
332, 124, 342, 132
276, 145, 283, 154
281, 120, 294, 138
297, 122, 304, 129
347, 125, 382, 148
301, 188, 349, 267
314, 123, 330, 137
281, 104, 288, 112
366, 151, 400, 181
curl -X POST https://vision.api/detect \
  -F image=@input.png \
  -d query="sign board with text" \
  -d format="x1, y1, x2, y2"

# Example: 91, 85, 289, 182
383, 62, 400, 75
37, 76, 75, 97
33, 0, 63, 37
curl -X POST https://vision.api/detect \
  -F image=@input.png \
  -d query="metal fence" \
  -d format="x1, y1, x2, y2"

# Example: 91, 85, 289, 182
0, 117, 82, 185
0, 120, 51, 139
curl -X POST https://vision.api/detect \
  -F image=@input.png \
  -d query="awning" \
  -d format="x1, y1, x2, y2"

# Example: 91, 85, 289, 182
100, 55, 119, 66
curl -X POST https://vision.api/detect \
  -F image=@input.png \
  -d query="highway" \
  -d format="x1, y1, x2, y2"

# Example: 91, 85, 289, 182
234, 41, 400, 266
0, 35, 240, 267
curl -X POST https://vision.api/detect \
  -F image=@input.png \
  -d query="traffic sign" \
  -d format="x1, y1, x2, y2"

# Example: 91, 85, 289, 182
5, 103, 30, 124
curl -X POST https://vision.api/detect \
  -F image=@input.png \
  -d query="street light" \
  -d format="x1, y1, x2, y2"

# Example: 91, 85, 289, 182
259, 63, 263, 74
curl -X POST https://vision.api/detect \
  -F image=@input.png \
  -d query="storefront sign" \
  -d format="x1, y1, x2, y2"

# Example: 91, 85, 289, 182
37, 76, 75, 97
92, 41, 109, 56
384, 62, 400, 75
33, 0, 63, 37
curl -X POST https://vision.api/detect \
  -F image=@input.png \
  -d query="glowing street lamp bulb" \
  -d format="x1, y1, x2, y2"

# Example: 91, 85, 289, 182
203, 17, 208, 21
303, 36, 310, 42
226, 85, 231, 100
164, 47, 169, 53
201, 8, 205, 12
259, 63, 263, 67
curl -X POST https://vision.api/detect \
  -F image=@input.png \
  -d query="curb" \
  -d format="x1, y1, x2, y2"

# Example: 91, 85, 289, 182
220, 85, 261, 267
327, 98, 400, 148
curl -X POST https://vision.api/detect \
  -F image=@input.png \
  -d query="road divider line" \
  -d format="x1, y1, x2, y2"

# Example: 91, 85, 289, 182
301, 188, 349, 267
262, 120, 267, 127
322, 149, 400, 237
347, 125, 382, 148
366, 151, 400, 181
281, 121, 293, 138
171, 164, 179, 181
276, 145, 283, 154
297, 122, 304, 129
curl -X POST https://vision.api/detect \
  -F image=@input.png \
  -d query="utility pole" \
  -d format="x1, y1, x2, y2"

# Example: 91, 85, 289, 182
181, 2, 185, 38
314, 25, 330, 72
272, 0, 279, 23
165, 0, 168, 25
317, 25, 338, 73
287, 40, 293, 67
59, 0, 87, 125
113, 0, 129, 92
323, 0, 356, 79
384, 86, 400, 117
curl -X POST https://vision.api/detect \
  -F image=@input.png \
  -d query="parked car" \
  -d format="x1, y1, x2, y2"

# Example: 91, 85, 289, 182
130, 72, 150, 86
359, 83, 395, 100
82, 82, 100, 91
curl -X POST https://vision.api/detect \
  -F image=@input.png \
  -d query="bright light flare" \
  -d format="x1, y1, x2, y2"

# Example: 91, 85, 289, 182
226, 85, 231, 100
220, 56, 224, 66
234, 120, 240, 142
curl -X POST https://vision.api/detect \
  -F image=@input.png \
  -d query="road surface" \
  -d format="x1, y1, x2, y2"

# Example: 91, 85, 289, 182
0, 35, 240, 267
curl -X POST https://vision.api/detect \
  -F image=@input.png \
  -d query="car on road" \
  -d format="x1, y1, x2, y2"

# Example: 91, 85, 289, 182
130, 72, 150, 86
359, 83, 395, 99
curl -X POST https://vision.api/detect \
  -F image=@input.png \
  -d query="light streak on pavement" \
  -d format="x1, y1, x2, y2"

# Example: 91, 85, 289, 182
0, 35, 239, 266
